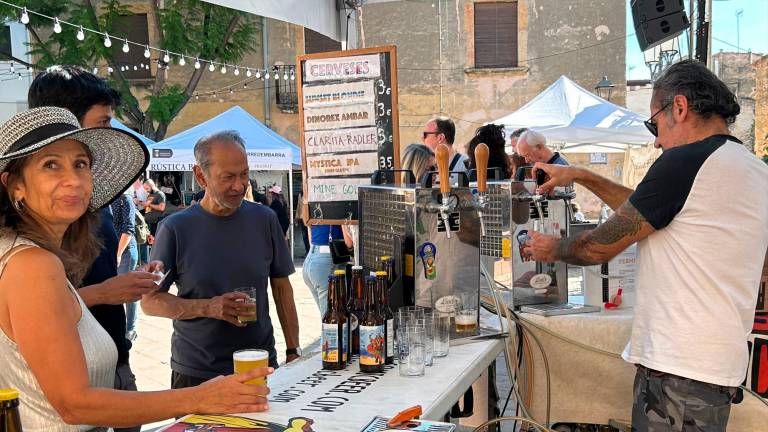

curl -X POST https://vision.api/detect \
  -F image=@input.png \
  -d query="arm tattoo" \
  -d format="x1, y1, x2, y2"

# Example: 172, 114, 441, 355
556, 201, 648, 266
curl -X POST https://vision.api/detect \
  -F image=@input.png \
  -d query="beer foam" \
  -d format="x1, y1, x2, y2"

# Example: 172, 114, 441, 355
233, 349, 269, 361
455, 314, 477, 325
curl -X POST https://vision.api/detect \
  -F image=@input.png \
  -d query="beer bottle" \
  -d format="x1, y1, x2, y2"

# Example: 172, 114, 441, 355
0, 388, 23, 432
359, 276, 385, 373
379, 256, 396, 287
376, 271, 395, 365
347, 266, 365, 357
322, 275, 345, 370
333, 269, 349, 363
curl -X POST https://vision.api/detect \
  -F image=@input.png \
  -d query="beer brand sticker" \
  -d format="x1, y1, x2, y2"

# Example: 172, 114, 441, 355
304, 55, 381, 82
304, 127, 378, 155
308, 177, 370, 202
359, 325, 385, 366
529, 273, 552, 289
435, 295, 459, 314
303, 104, 376, 131
322, 323, 340, 362
307, 152, 378, 178
303, 80, 375, 108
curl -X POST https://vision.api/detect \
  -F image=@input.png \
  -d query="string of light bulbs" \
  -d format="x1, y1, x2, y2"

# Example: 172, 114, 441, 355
0, 0, 278, 77
192, 65, 296, 98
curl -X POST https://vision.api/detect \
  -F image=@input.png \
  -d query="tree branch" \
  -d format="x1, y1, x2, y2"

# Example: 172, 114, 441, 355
149, 0, 166, 97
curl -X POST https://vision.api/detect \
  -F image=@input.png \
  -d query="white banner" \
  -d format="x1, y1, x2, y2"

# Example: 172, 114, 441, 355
304, 55, 381, 82
303, 80, 375, 108
307, 152, 378, 178
148, 148, 292, 171
304, 104, 376, 131
308, 177, 370, 202
304, 127, 378, 155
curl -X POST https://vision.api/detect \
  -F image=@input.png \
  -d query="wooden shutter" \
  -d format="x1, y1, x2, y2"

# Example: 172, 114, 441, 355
111, 14, 151, 79
474, 2, 518, 68
304, 28, 341, 54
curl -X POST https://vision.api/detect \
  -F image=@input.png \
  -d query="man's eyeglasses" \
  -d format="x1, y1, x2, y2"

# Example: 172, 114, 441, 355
422, 131, 439, 140
644, 102, 671, 137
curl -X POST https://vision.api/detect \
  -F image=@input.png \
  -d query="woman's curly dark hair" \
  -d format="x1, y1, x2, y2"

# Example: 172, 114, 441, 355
467, 123, 512, 179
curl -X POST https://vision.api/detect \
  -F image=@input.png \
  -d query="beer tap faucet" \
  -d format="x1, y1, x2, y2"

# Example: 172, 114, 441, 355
473, 142, 489, 237
431, 143, 455, 239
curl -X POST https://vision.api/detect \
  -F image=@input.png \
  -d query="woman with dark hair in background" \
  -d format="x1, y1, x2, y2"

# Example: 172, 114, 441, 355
467, 123, 512, 179
268, 185, 291, 238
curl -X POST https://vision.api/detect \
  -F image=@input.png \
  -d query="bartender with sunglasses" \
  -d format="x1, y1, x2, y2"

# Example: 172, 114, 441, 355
523, 60, 768, 431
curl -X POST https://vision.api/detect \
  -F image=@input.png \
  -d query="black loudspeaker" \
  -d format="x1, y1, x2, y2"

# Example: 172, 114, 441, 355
631, 0, 690, 51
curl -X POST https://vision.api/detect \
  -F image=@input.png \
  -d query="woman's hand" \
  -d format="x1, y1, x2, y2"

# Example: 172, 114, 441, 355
193, 367, 274, 414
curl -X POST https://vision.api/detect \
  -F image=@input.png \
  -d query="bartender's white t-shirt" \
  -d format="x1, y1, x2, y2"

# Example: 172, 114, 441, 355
622, 135, 768, 387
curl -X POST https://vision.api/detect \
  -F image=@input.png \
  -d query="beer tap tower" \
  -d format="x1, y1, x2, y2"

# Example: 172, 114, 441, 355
357, 144, 489, 338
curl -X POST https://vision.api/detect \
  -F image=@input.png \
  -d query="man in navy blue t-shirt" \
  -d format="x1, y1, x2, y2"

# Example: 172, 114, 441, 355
142, 130, 300, 389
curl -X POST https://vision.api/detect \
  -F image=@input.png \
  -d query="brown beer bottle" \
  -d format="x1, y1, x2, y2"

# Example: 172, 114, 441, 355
0, 388, 23, 432
347, 266, 365, 356
333, 269, 350, 363
376, 271, 395, 364
359, 276, 385, 373
322, 275, 346, 370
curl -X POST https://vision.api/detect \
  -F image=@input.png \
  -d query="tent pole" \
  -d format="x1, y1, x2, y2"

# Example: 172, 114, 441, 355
288, 165, 294, 261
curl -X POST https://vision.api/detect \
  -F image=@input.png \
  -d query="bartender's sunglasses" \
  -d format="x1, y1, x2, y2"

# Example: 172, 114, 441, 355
644, 102, 671, 137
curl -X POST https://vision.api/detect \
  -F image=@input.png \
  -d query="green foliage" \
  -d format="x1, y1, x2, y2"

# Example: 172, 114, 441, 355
0, 0, 259, 140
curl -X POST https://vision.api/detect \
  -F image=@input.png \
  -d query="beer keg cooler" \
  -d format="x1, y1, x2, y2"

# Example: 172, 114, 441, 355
357, 146, 486, 339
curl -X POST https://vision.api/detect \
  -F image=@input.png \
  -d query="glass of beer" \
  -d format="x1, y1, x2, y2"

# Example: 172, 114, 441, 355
234, 287, 257, 324
233, 349, 269, 386
455, 292, 478, 333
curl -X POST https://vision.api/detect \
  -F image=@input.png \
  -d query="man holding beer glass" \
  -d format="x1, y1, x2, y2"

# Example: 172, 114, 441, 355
142, 131, 301, 390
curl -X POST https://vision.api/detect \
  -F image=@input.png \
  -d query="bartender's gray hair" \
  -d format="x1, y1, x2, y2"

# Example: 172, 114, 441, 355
194, 130, 246, 172
519, 130, 547, 149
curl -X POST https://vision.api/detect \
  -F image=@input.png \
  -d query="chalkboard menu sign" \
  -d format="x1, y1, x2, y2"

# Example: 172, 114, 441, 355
298, 45, 400, 224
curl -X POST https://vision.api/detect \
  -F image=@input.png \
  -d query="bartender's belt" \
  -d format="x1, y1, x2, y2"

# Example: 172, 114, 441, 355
312, 245, 331, 253
635, 364, 682, 379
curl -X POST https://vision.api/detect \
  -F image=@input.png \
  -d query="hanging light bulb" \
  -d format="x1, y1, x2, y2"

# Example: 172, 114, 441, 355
234, 67, 240, 76
208, 62, 215, 72
17, 73, 22, 80
220, 65, 227, 74
122, 39, 130, 53
194, 58, 201, 70
27, 65, 32, 72
53, 18, 62, 34
76, 26, 85, 41
290, 71, 295, 81
120, 65, 125, 72
229, 88, 234, 94
179, 55, 186, 66
195, 94, 199, 100
243, 82, 248, 89
283, 71, 288, 80
246, 68, 252, 77
255, 70, 261, 79
133, 65, 138, 71
143, 45, 150, 58
9, 62, 14, 73
103, 33, 112, 48
93, 67, 98, 74
264, 71, 270, 80
163, 50, 170, 63
20, 8, 29, 25
108, 66, 113, 73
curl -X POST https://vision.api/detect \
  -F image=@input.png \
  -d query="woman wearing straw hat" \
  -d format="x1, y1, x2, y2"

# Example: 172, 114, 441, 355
0, 107, 271, 431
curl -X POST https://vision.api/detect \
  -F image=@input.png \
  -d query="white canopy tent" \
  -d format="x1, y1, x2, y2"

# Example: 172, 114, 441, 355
148, 106, 302, 255
492, 75, 654, 148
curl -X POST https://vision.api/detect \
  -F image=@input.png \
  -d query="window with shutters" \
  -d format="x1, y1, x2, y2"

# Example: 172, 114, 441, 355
304, 28, 341, 54
473, 2, 518, 68
0, 25, 11, 59
111, 14, 151, 80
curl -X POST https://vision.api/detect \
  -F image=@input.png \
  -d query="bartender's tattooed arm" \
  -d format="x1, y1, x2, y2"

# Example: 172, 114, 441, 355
556, 201, 655, 265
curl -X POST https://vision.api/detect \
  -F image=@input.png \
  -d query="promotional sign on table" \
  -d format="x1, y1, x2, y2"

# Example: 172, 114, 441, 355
298, 46, 400, 223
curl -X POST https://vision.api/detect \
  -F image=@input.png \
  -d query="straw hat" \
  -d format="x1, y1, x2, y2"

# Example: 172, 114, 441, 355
0, 107, 149, 209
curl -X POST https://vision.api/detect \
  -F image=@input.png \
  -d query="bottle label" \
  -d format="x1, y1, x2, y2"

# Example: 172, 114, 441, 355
342, 322, 349, 362
435, 295, 460, 314
322, 323, 340, 362
359, 325, 385, 366
386, 318, 394, 358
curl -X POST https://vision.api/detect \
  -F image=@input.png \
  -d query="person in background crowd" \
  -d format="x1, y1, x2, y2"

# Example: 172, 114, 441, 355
525, 60, 768, 431
303, 224, 349, 317
516, 130, 569, 166
27, 65, 162, 432
510, 153, 528, 180
422, 117, 468, 184
467, 123, 513, 179
294, 191, 310, 257
111, 188, 140, 342
251, 179, 269, 205
131, 177, 150, 266
401, 143, 435, 183
140, 179, 166, 236
506, 127, 528, 155
142, 130, 301, 390
190, 188, 205, 205
570, 202, 586, 223
0, 108, 271, 431
268, 185, 291, 238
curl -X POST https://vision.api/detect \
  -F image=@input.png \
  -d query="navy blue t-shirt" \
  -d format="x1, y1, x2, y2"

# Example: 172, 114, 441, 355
81, 207, 131, 365
310, 225, 343, 246
151, 201, 295, 379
